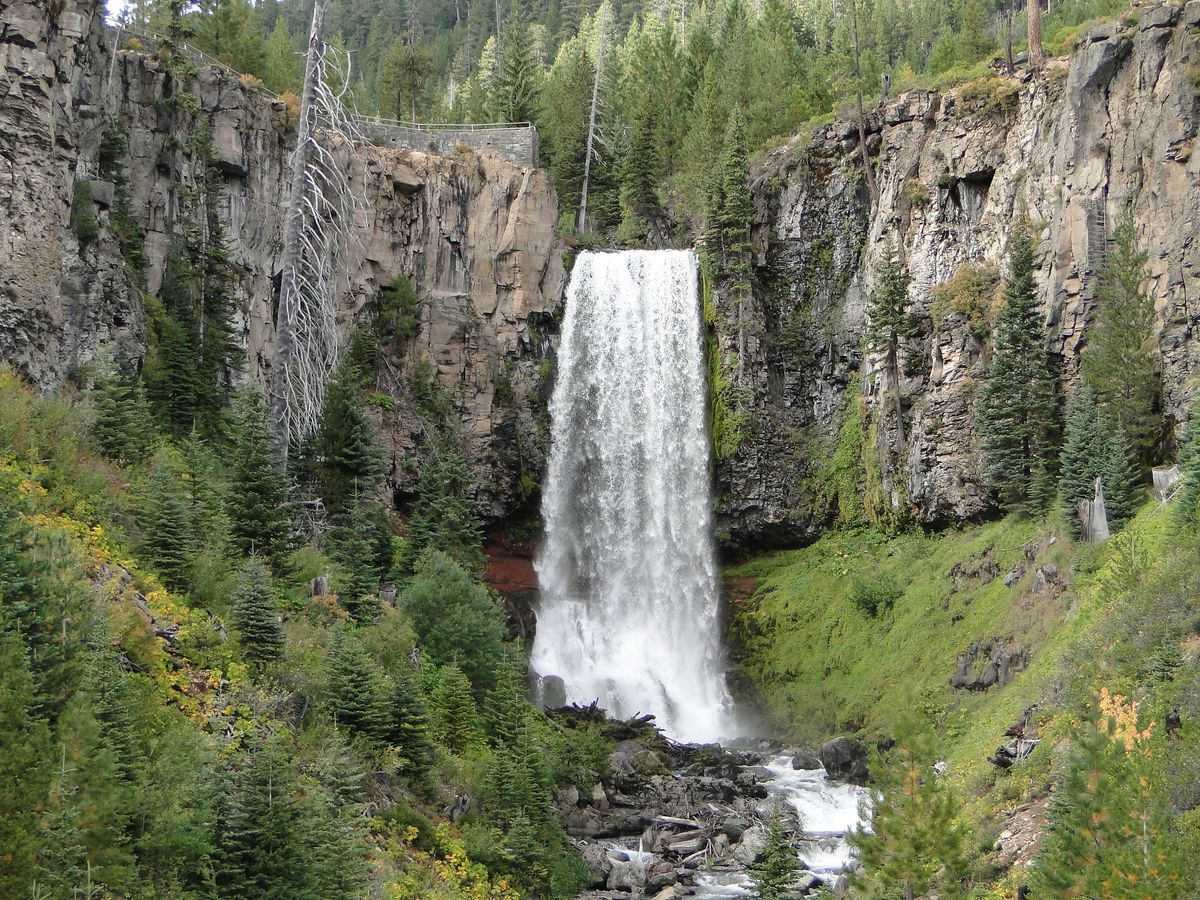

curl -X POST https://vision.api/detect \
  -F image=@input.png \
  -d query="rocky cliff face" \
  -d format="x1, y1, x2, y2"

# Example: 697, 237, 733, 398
713, 2, 1200, 547
0, 0, 563, 520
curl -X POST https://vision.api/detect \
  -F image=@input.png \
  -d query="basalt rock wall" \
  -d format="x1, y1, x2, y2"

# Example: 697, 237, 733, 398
713, 2, 1200, 548
0, 0, 563, 519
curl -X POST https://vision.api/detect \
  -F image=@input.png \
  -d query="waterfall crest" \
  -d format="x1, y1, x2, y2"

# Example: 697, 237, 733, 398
531, 249, 734, 742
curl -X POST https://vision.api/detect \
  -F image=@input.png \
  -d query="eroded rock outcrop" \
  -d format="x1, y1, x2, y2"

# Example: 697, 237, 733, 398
714, 2, 1200, 546
0, 0, 563, 520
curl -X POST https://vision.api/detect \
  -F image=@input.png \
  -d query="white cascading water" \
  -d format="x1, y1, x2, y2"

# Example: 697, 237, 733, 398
531, 249, 735, 742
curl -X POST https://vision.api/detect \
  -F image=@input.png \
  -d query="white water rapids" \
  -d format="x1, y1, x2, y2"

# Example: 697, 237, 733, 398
531, 249, 735, 742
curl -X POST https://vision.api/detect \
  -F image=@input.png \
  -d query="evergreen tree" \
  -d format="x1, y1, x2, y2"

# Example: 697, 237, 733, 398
91, 357, 156, 465
230, 557, 285, 667
146, 247, 205, 437
402, 549, 506, 690
707, 105, 753, 282
327, 496, 382, 622
1058, 389, 1142, 537
618, 101, 664, 243
390, 661, 435, 779
215, 736, 314, 899
262, 16, 302, 94
139, 450, 195, 592
304, 733, 370, 898
867, 239, 915, 449
979, 219, 1059, 515
849, 717, 971, 899
192, 0, 268, 77
750, 805, 800, 900
379, 37, 436, 120
540, 42, 593, 223
399, 439, 485, 575
313, 358, 384, 516
492, 14, 543, 122
1173, 395, 1200, 531
327, 628, 392, 743
428, 663, 485, 754
228, 394, 292, 569
1031, 691, 1185, 898
1081, 210, 1162, 466
0, 630, 50, 898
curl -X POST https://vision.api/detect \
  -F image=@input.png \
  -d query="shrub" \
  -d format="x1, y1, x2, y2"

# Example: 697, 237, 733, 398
956, 77, 1020, 116
902, 179, 930, 209
71, 179, 99, 245
930, 262, 1002, 337
850, 576, 902, 617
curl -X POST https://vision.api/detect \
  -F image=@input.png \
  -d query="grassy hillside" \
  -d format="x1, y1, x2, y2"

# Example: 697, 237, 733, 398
729, 499, 1200, 893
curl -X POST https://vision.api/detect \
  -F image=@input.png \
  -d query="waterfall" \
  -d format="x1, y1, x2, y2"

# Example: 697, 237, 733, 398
531, 249, 735, 742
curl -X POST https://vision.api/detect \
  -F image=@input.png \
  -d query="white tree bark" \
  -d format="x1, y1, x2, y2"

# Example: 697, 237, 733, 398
577, 23, 607, 233
269, 2, 363, 462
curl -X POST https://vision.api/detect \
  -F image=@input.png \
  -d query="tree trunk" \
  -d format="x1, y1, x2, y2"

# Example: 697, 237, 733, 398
268, 2, 326, 464
850, 0, 878, 204
1027, 0, 1043, 68
577, 27, 605, 233
1005, 7, 1014, 74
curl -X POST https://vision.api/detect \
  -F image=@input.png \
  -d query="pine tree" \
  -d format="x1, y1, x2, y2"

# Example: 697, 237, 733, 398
262, 16, 301, 94
849, 718, 971, 900
228, 394, 292, 570
327, 497, 381, 622
379, 37, 436, 120
492, 14, 543, 122
1031, 691, 1185, 898
1081, 210, 1162, 467
327, 628, 392, 744
1173, 394, 1200, 531
146, 246, 205, 437
979, 219, 1059, 515
1058, 389, 1142, 537
139, 450, 195, 592
304, 733, 370, 898
428, 663, 485, 754
867, 239, 915, 449
390, 661, 435, 779
402, 549, 506, 690
313, 359, 384, 516
750, 806, 800, 900
91, 357, 156, 465
399, 439, 485, 575
618, 101, 664, 243
0, 630, 50, 898
713, 106, 753, 280
230, 557, 284, 667
215, 736, 313, 899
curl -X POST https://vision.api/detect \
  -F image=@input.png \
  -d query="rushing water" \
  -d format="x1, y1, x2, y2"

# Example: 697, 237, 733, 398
531, 249, 735, 742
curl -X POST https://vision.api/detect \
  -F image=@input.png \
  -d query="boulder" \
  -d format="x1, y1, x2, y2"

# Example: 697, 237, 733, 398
579, 843, 612, 888
791, 751, 822, 770
645, 861, 678, 891
733, 824, 769, 864
606, 858, 642, 892
591, 783, 610, 811
819, 737, 870, 785
541, 674, 568, 709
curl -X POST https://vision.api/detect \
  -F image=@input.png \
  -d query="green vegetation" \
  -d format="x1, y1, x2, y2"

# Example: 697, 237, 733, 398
849, 715, 971, 898
979, 217, 1059, 516
749, 805, 800, 899
0, 367, 608, 898
1081, 209, 1163, 467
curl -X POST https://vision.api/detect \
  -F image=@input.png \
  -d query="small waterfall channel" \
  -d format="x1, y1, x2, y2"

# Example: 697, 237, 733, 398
531, 249, 867, 894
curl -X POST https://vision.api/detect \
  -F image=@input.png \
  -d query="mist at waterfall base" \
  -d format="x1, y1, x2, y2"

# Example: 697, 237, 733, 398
530, 249, 736, 743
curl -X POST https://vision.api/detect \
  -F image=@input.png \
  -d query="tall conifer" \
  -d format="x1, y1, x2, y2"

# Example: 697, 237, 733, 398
979, 219, 1059, 515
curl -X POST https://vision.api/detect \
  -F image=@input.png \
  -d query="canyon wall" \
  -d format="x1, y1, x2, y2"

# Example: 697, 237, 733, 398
713, 2, 1200, 547
0, 0, 563, 519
